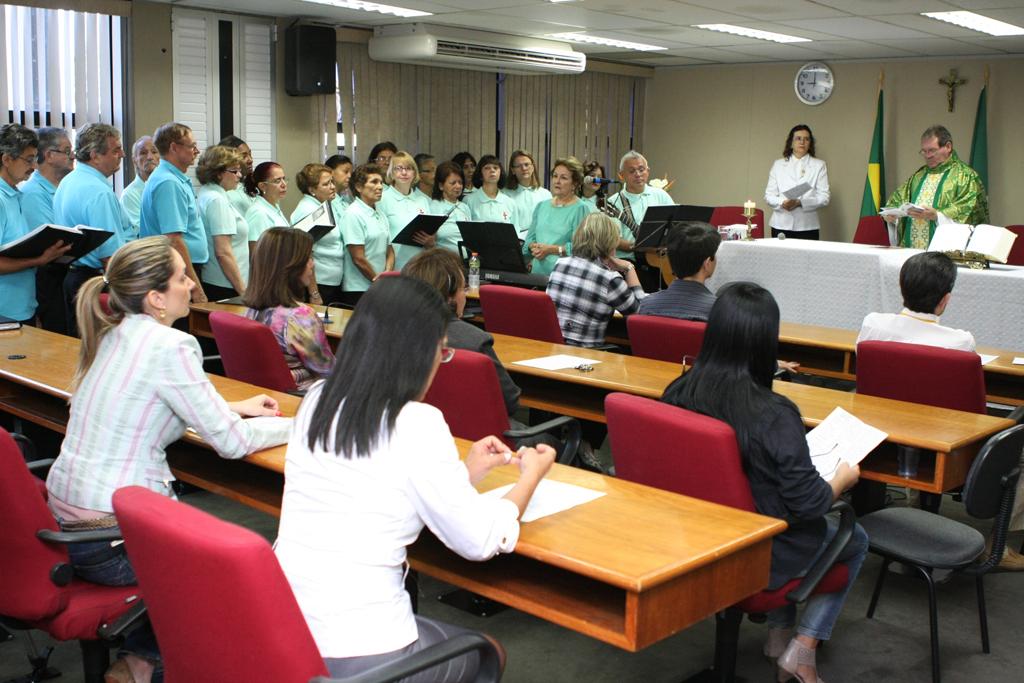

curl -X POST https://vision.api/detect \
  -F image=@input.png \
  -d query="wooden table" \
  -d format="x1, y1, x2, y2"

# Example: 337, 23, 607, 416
188, 303, 1014, 494
776, 321, 1024, 405
464, 288, 1024, 405
0, 325, 786, 653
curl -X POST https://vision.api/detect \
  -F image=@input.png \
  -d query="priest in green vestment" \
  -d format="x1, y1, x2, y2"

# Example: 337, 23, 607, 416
884, 125, 988, 249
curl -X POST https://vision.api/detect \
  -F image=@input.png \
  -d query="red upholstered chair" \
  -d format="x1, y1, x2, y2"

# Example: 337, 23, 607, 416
711, 206, 765, 239
112, 486, 505, 683
98, 292, 114, 316
0, 428, 142, 683
627, 315, 706, 364
852, 215, 891, 246
605, 394, 854, 681
856, 341, 986, 414
423, 349, 579, 465
208, 310, 298, 393
477, 284, 564, 344
1004, 225, 1024, 266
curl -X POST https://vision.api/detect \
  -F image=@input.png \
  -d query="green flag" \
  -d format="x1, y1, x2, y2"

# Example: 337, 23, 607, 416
970, 86, 988, 192
859, 90, 885, 217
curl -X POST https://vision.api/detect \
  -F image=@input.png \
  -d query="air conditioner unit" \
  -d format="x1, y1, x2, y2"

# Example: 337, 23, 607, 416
368, 24, 586, 75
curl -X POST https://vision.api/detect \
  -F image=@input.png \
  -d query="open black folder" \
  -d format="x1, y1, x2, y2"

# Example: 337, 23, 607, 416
290, 201, 335, 242
0, 224, 113, 264
391, 214, 449, 247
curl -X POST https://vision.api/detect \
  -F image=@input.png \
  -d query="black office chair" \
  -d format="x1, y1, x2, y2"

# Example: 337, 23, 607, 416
860, 424, 1024, 683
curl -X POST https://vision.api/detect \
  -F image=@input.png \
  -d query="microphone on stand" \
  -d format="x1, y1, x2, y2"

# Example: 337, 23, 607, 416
583, 176, 620, 186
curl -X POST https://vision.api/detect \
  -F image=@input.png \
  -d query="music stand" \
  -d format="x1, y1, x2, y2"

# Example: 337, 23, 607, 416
633, 205, 716, 249
456, 221, 529, 273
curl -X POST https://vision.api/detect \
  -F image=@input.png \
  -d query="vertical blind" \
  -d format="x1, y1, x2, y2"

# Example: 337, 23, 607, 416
335, 42, 646, 178
0, 4, 124, 138
337, 42, 497, 164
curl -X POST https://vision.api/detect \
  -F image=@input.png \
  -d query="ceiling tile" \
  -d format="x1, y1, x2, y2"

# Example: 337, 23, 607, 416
897, 36, 1006, 53
781, 17, 938, 39
811, 0, 960, 14
583, 0, 750, 24
805, 40, 918, 58
946, 1, 1024, 9
678, 0, 850, 21
487, 6, 664, 31
653, 46, 779, 62
629, 55, 714, 66
717, 43, 823, 60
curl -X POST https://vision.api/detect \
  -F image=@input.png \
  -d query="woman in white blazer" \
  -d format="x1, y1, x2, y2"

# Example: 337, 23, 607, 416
764, 125, 830, 240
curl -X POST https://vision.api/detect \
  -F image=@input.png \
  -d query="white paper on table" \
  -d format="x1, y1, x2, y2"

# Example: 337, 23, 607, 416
1014, 357, 1024, 366
512, 354, 602, 371
805, 407, 888, 481
978, 353, 999, 366
783, 182, 812, 200
483, 479, 606, 523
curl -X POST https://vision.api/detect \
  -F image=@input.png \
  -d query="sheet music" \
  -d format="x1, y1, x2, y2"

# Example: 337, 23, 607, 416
512, 355, 602, 371
783, 182, 812, 200
805, 407, 888, 482
879, 203, 926, 219
1013, 357, 1024, 366
483, 479, 606, 523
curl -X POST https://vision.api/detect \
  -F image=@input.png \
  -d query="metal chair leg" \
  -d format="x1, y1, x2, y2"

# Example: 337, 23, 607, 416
976, 575, 990, 654
866, 559, 891, 618
79, 639, 110, 683
917, 566, 941, 683
711, 607, 743, 683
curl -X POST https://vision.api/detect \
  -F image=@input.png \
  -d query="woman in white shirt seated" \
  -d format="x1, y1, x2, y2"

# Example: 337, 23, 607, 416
276, 275, 555, 681
764, 124, 830, 240
45, 236, 289, 682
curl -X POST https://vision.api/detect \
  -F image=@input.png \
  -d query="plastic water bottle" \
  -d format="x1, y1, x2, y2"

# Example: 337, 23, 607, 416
468, 252, 480, 291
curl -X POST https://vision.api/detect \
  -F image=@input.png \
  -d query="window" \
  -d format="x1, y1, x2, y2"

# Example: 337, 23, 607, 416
0, 3, 126, 187
171, 7, 274, 182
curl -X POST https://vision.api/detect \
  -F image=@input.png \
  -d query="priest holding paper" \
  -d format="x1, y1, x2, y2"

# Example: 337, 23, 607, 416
764, 125, 830, 239
884, 125, 988, 249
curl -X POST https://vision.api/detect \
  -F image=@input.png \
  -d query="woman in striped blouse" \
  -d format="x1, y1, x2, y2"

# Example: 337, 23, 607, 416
45, 236, 290, 682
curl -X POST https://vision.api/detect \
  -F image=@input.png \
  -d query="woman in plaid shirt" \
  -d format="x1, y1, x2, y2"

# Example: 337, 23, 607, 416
546, 213, 646, 347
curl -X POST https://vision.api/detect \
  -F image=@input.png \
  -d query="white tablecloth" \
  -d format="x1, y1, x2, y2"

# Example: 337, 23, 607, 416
709, 239, 1024, 350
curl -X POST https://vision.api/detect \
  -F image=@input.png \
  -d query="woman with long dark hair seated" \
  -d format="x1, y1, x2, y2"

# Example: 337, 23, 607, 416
661, 282, 867, 683
243, 227, 335, 391
275, 276, 555, 680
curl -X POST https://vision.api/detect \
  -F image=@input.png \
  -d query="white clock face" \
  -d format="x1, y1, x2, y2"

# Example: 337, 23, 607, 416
795, 62, 834, 106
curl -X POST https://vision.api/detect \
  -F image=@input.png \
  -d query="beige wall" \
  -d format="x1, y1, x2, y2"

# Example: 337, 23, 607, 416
128, 3, 318, 215
129, 1, 173, 145
645, 57, 1024, 241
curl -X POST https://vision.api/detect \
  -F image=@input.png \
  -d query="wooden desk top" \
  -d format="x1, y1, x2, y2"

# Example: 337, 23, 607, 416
0, 325, 784, 596
186, 303, 1014, 454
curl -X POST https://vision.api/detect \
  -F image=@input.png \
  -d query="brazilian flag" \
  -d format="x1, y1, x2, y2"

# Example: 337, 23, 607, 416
970, 85, 988, 191
859, 90, 885, 217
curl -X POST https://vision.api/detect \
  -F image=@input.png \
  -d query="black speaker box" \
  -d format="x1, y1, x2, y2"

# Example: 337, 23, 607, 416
284, 25, 336, 96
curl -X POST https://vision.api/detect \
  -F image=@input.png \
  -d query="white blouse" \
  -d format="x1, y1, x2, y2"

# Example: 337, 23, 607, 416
764, 155, 830, 232
275, 389, 520, 658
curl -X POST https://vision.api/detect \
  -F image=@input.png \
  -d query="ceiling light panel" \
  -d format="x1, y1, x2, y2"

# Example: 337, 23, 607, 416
301, 0, 432, 19
921, 11, 1024, 36
692, 24, 811, 44
548, 32, 668, 51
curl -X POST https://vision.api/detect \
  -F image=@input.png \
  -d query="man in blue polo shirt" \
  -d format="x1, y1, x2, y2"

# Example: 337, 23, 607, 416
0, 124, 71, 324
53, 123, 129, 336
22, 127, 75, 333
140, 122, 208, 304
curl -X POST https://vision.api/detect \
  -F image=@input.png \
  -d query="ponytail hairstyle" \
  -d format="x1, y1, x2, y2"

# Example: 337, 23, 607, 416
72, 236, 176, 391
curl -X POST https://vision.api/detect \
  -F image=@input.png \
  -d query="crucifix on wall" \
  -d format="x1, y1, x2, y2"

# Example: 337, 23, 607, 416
939, 68, 967, 112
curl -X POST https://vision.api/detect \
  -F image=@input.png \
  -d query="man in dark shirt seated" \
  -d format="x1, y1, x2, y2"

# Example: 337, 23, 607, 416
637, 221, 720, 321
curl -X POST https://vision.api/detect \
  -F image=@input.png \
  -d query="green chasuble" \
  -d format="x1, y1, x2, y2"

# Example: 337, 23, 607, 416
886, 151, 988, 249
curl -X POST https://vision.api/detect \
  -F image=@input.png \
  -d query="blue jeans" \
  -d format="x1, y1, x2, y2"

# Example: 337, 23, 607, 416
766, 515, 870, 642
60, 521, 161, 666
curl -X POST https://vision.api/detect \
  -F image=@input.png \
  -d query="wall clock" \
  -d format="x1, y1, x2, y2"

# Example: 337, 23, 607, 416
795, 62, 834, 106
